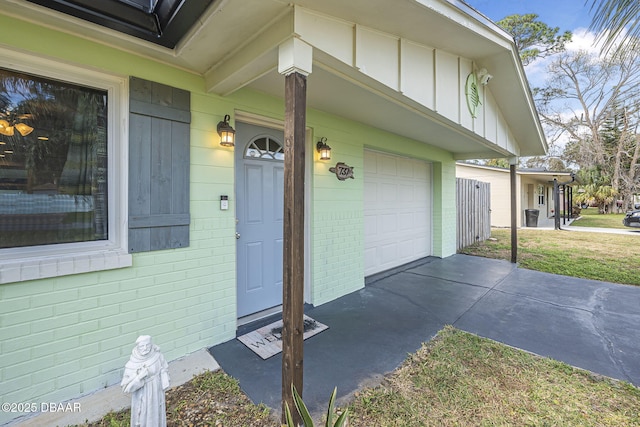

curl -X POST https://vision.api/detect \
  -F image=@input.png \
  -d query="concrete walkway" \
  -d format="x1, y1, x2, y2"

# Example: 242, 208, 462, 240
525, 214, 640, 235
210, 255, 640, 417
562, 224, 640, 235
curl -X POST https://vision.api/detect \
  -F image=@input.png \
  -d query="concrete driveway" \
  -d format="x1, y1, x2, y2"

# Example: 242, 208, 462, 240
210, 254, 640, 416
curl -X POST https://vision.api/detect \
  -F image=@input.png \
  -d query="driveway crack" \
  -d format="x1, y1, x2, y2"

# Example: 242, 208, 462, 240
450, 267, 517, 326
369, 284, 448, 324
587, 288, 634, 383
483, 285, 634, 384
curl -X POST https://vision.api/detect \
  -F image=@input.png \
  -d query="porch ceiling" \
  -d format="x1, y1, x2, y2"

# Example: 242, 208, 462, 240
519, 170, 574, 183
245, 50, 511, 158
3, 0, 545, 159
459, 163, 574, 182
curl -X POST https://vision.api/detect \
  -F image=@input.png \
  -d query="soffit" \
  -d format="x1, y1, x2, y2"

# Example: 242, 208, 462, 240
458, 164, 573, 181
519, 170, 573, 182
4, 0, 511, 75
245, 50, 514, 159
1, 0, 545, 158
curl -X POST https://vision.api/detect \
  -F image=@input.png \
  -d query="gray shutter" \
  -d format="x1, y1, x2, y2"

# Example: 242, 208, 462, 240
128, 77, 190, 253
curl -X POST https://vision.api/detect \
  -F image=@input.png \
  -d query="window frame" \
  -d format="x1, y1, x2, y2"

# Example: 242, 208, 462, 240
537, 184, 545, 206
0, 48, 131, 284
244, 134, 285, 161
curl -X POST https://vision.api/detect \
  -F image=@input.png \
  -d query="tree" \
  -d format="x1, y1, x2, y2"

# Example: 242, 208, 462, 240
598, 106, 640, 209
574, 183, 618, 213
588, 0, 640, 58
524, 156, 566, 171
484, 158, 510, 168
573, 164, 621, 213
495, 14, 572, 171
497, 14, 572, 66
536, 49, 640, 211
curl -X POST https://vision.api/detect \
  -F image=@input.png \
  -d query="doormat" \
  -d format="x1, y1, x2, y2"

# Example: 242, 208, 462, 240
237, 315, 328, 360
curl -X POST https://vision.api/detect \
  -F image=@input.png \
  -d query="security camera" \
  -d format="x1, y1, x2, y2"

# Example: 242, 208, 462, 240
480, 73, 493, 85
477, 68, 493, 85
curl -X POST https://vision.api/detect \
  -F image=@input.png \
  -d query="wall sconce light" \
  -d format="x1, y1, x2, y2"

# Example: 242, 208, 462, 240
217, 114, 235, 147
476, 68, 493, 85
316, 137, 331, 160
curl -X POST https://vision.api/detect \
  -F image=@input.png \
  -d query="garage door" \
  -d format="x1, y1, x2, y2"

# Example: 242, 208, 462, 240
364, 150, 432, 276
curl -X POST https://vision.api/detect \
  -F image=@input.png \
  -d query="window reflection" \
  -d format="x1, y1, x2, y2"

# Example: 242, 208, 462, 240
0, 68, 108, 248
244, 136, 284, 160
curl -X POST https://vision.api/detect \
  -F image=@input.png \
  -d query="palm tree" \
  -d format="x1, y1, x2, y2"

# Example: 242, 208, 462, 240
588, 0, 640, 58
574, 183, 618, 213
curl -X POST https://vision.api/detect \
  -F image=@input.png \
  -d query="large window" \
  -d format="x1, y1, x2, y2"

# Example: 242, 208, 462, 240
0, 49, 131, 284
0, 69, 108, 248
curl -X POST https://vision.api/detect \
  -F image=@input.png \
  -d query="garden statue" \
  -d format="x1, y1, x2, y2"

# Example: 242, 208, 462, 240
121, 335, 170, 427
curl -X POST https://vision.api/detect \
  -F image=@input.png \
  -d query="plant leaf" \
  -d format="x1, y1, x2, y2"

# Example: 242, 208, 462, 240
292, 384, 314, 427
333, 409, 348, 427
325, 387, 337, 426
283, 401, 296, 427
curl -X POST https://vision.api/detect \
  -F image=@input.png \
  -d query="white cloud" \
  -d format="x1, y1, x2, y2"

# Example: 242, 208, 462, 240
565, 27, 600, 53
522, 28, 605, 154
523, 28, 602, 89
563, 26, 630, 57
515, 20, 635, 163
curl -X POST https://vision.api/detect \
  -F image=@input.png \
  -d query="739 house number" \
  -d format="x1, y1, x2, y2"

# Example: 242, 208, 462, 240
329, 162, 355, 181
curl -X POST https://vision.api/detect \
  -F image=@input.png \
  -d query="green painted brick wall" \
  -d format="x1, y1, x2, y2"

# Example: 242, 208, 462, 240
305, 110, 456, 305
0, 15, 239, 425
0, 12, 457, 425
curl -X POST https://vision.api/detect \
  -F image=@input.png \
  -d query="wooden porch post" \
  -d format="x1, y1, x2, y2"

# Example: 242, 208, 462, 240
282, 70, 306, 424
279, 38, 312, 425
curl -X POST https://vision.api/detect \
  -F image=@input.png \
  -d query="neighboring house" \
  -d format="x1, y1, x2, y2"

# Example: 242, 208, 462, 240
0, 0, 546, 424
456, 162, 573, 227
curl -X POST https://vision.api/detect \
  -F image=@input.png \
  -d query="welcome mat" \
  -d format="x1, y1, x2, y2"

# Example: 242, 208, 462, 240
237, 315, 328, 359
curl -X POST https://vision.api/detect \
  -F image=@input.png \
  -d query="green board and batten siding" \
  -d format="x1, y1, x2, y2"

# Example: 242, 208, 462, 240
0, 13, 457, 424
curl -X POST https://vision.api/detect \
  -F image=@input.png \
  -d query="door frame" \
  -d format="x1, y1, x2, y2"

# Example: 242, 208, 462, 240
234, 110, 312, 320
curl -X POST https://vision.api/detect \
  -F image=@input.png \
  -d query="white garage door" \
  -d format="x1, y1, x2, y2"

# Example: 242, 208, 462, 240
364, 150, 432, 276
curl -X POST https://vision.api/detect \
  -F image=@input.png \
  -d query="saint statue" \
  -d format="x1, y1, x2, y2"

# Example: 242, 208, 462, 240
121, 335, 170, 427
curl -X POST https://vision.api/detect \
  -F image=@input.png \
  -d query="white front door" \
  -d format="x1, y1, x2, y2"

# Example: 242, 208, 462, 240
235, 123, 285, 317
364, 150, 432, 276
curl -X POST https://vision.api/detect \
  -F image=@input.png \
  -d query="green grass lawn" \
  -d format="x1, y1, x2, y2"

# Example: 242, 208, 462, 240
81, 215, 640, 427
82, 327, 640, 427
460, 228, 640, 286
571, 207, 627, 229
348, 327, 640, 426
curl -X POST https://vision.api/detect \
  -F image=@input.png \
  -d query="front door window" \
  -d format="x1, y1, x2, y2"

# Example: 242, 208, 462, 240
245, 136, 284, 160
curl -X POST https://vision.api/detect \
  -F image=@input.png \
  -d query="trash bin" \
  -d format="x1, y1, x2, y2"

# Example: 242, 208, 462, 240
525, 209, 539, 227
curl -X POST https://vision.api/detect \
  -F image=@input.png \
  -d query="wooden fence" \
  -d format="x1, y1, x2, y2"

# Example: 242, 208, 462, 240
456, 178, 491, 251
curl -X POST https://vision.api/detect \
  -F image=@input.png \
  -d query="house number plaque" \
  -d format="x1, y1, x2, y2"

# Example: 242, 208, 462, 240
329, 162, 355, 180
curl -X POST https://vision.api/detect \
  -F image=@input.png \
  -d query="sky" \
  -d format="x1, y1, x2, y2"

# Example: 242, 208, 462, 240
462, 0, 603, 65
462, 1, 603, 153
462, 0, 602, 94
463, 0, 594, 33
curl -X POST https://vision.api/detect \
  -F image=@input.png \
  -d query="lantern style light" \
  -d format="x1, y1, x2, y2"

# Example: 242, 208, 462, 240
316, 137, 331, 160
217, 114, 235, 147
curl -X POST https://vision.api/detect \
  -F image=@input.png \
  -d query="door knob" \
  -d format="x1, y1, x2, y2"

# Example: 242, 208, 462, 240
235, 232, 241, 239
